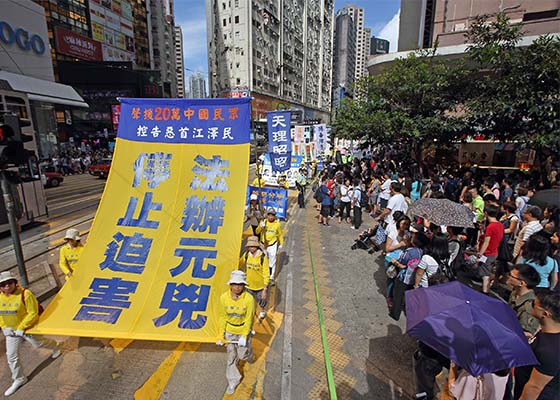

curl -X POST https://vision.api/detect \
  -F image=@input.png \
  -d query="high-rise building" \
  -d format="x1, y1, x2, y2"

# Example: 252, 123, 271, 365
206, 0, 334, 123
332, 8, 357, 110
150, 0, 177, 97
370, 37, 390, 55
132, 0, 154, 69
187, 73, 207, 99
174, 26, 185, 98
362, 27, 371, 76
398, 0, 560, 51
339, 5, 367, 81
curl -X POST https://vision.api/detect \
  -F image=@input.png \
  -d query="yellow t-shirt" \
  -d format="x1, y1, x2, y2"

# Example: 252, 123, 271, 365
252, 177, 265, 187
59, 242, 85, 275
219, 290, 255, 337
0, 287, 40, 331
238, 250, 270, 291
256, 219, 284, 246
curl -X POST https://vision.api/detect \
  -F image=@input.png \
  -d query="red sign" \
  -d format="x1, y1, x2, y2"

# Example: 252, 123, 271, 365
111, 104, 121, 132
55, 27, 102, 61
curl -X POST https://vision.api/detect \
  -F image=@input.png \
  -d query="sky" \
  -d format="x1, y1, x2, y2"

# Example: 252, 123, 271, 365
174, 0, 401, 82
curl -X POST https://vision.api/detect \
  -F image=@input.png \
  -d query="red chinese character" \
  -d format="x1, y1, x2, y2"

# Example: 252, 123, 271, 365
131, 107, 141, 120
228, 107, 239, 120
143, 108, 153, 120
213, 108, 225, 121
183, 109, 195, 120
171, 108, 181, 121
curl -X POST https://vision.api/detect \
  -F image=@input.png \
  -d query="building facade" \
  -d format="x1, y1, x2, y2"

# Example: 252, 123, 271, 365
206, 0, 334, 123
399, 0, 560, 51
150, 0, 177, 97
174, 26, 185, 97
132, 0, 154, 69
331, 8, 357, 111
370, 37, 390, 55
339, 5, 367, 82
187, 72, 207, 99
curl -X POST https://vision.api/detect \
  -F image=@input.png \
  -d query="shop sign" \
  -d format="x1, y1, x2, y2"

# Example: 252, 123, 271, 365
0, 20, 46, 55
55, 27, 102, 61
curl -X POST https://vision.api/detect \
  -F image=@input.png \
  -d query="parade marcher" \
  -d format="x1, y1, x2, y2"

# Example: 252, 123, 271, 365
239, 236, 270, 320
59, 228, 85, 280
513, 206, 544, 259
256, 208, 284, 285
252, 173, 265, 188
244, 194, 265, 236
295, 168, 308, 208
0, 271, 60, 397
217, 270, 255, 395
514, 289, 560, 400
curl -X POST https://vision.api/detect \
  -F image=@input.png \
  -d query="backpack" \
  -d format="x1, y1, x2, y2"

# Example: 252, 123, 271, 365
357, 188, 368, 208
313, 186, 324, 203
21, 288, 44, 315
448, 239, 467, 274
242, 251, 266, 272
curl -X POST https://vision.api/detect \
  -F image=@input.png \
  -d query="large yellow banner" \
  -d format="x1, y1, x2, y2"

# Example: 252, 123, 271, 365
30, 98, 251, 342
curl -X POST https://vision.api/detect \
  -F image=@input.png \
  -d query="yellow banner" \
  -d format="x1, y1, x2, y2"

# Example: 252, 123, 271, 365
30, 98, 251, 342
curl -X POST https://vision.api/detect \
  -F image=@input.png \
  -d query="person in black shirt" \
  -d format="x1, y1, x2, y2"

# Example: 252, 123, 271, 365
514, 289, 560, 399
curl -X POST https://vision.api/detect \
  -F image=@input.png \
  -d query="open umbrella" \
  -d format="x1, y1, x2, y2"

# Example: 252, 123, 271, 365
405, 281, 537, 377
529, 188, 560, 209
409, 198, 474, 228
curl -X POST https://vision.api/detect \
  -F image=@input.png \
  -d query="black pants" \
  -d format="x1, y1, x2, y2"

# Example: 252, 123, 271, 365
413, 350, 445, 400
353, 206, 362, 229
389, 279, 412, 321
339, 201, 351, 220
296, 184, 305, 208
466, 223, 479, 247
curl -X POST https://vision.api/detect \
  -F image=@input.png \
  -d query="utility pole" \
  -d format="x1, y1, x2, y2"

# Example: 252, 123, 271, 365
0, 171, 29, 287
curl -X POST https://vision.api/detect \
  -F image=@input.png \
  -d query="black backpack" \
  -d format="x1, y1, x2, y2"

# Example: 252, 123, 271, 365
449, 239, 467, 273
356, 187, 368, 208
313, 186, 324, 203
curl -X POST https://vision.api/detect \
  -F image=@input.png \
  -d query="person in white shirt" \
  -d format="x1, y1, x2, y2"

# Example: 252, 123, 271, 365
513, 205, 543, 259
379, 173, 393, 209
377, 182, 409, 227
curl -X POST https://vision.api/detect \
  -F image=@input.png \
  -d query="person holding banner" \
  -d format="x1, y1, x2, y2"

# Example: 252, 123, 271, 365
245, 194, 266, 236
58, 228, 85, 280
217, 270, 255, 395
256, 208, 284, 286
0, 271, 61, 397
239, 236, 270, 320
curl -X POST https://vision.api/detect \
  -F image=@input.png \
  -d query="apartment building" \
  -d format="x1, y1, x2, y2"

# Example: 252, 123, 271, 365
150, 0, 177, 97
331, 8, 357, 110
187, 73, 207, 99
206, 0, 334, 123
174, 26, 185, 97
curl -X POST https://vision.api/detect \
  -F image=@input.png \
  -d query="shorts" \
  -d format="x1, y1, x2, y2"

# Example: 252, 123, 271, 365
246, 287, 267, 308
379, 198, 389, 209
320, 205, 331, 217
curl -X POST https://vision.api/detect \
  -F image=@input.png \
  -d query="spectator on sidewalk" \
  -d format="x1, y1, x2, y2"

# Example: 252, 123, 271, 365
217, 270, 255, 395
351, 178, 363, 230
59, 228, 85, 280
256, 208, 284, 285
513, 206, 544, 259
0, 271, 60, 397
377, 181, 408, 228
477, 205, 504, 293
507, 264, 540, 336
338, 177, 353, 224
318, 176, 332, 226
518, 235, 558, 289
295, 168, 308, 208
239, 236, 270, 320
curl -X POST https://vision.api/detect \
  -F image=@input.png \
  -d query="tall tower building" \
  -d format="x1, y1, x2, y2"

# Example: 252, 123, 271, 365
339, 5, 366, 81
362, 27, 371, 76
332, 8, 356, 110
174, 26, 185, 98
187, 73, 207, 99
150, 0, 178, 97
132, 0, 154, 69
206, 0, 334, 123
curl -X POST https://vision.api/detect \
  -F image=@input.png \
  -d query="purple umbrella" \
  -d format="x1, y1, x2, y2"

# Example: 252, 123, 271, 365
405, 281, 537, 376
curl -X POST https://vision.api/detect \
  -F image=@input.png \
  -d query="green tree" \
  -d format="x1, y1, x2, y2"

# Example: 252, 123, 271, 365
465, 13, 560, 150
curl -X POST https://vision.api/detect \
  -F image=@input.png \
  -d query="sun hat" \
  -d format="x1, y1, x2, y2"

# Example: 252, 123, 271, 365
246, 236, 260, 248
0, 271, 17, 285
266, 207, 276, 215
64, 228, 81, 241
228, 270, 248, 285
250, 193, 258, 201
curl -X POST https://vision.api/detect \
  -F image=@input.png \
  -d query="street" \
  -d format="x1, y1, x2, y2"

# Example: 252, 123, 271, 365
0, 173, 416, 399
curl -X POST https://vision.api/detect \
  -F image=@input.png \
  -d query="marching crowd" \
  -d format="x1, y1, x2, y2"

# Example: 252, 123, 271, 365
41, 149, 113, 175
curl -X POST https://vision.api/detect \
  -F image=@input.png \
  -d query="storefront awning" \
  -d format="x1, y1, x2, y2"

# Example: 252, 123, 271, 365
0, 71, 88, 108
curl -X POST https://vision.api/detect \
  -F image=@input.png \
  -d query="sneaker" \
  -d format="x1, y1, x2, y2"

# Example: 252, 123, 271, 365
51, 347, 61, 359
225, 384, 237, 395
4, 377, 27, 397
258, 311, 267, 320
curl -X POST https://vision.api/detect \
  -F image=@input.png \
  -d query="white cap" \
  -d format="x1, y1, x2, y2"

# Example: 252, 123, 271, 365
64, 228, 81, 241
250, 193, 258, 201
228, 270, 248, 285
0, 271, 17, 285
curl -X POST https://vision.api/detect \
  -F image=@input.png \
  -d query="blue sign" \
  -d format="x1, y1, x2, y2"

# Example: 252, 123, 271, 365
118, 98, 251, 145
266, 110, 291, 172
0, 21, 46, 55
246, 185, 288, 219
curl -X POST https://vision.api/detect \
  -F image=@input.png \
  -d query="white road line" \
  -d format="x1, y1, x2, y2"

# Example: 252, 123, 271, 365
281, 218, 296, 400
48, 195, 101, 211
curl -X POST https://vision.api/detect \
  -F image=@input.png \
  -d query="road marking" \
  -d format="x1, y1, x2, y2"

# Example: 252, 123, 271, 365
48, 194, 102, 211
134, 342, 199, 400
225, 310, 283, 399
109, 338, 134, 354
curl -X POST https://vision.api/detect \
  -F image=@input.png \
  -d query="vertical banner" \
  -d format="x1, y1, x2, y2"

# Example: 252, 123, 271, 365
30, 98, 251, 342
266, 110, 291, 172
313, 124, 328, 156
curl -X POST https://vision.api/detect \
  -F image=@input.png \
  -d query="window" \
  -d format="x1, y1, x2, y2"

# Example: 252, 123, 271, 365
222, 2, 226, 9
223, 18, 227, 26
523, 9, 559, 21
235, 15, 239, 23
234, 0, 239, 6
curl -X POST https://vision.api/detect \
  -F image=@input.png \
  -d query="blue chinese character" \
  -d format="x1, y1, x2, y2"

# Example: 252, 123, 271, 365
100, 232, 152, 274
180, 195, 225, 234
118, 192, 161, 229
153, 283, 210, 329
133, 152, 172, 188
73, 277, 138, 324
171, 238, 217, 278
190, 155, 229, 192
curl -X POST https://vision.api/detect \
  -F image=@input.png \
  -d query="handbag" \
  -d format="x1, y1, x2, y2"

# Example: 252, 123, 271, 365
386, 263, 398, 279
374, 222, 388, 246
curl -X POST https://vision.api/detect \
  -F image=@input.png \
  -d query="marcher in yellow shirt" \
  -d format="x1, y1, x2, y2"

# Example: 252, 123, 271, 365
0, 271, 60, 397
252, 175, 265, 187
59, 228, 84, 279
217, 270, 255, 395
239, 236, 270, 320
256, 208, 284, 285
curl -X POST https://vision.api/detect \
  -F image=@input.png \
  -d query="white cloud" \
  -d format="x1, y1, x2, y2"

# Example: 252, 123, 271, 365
376, 10, 400, 53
